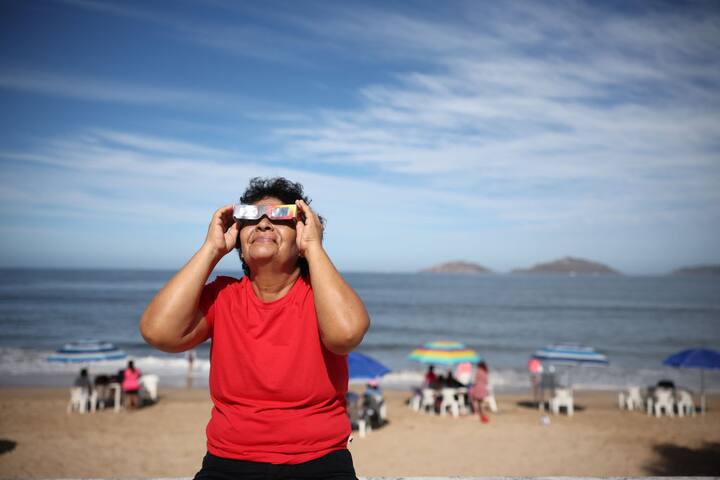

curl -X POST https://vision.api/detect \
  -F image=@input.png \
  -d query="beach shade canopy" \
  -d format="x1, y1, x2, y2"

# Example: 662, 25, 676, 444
532, 344, 609, 366
348, 352, 391, 381
663, 348, 720, 370
47, 339, 128, 363
662, 348, 720, 413
408, 340, 481, 366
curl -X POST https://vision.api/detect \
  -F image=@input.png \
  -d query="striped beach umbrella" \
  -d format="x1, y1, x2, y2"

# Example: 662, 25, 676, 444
48, 339, 128, 363
409, 340, 481, 365
532, 344, 608, 365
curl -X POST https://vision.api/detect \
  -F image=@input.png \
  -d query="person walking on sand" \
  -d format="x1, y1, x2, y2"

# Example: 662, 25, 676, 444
470, 361, 490, 423
185, 349, 196, 388
140, 177, 369, 479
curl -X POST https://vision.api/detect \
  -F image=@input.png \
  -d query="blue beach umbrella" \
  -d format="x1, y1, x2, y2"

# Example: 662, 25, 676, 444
48, 339, 128, 363
663, 348, 720, 413
348, 352, 390, 381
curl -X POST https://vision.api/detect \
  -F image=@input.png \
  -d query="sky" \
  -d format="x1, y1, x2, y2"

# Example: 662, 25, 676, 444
0, 0, 719, 274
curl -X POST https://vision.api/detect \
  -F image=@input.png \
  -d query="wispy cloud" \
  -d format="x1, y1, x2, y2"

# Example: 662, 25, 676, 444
0, 69, 267, 112
2, 1, 719, 271
267, 3, 720, 208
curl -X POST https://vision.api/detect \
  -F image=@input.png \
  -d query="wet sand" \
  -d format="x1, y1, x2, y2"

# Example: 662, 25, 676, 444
0, 387, 718, 478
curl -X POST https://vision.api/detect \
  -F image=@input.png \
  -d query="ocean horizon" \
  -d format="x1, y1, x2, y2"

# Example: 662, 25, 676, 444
1, 267, 718, 392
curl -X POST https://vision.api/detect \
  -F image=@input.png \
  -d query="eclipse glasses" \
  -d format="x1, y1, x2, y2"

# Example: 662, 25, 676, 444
233, 204, 298, 221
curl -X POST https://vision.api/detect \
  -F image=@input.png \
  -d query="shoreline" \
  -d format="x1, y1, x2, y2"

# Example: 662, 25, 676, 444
3, 351, 718, 393
1, 387, 719, 477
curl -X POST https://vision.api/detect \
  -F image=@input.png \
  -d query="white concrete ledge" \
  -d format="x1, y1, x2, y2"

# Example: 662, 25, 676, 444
35, 477, 720, 480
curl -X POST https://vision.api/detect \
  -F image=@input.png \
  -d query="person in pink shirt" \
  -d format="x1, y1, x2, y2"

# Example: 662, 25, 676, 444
470, 361, 490, 423
121, 360, 141, 409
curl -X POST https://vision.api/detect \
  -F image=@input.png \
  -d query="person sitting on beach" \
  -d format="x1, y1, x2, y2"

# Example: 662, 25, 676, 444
363, 379, 386, 428
470, 361, 490, 423
528, 357, 543, 404
74, 368, 93, 395
140, 176, 369, 479
444, 370, 464, 388
423, 365, 437, 388
121, 360, 142, 409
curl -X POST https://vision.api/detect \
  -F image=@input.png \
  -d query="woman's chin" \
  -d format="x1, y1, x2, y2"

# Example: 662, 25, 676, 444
248, 245, 278, 258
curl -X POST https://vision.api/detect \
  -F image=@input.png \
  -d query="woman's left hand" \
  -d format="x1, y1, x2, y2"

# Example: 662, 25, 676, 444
295, 199, 323, 256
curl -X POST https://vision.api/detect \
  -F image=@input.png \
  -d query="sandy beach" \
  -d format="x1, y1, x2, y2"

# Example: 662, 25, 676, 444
1, 387, 719, 478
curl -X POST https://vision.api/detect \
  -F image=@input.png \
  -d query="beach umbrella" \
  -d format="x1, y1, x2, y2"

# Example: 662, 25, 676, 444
47, 339, 128, 363
532, 344, 608, 366
348, 352, 391, 381
662, 348, 720, 414
531, 344, 608, 389
409, 340, 481, 366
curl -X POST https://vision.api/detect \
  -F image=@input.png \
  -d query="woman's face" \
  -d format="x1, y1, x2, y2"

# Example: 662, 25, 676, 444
238, 196, 299, 273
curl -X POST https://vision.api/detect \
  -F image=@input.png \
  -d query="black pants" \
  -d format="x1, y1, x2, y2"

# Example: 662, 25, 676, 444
193, 449, 358, 480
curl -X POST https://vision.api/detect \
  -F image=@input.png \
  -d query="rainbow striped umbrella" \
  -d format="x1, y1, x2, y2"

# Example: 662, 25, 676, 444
408, 340, 481, 365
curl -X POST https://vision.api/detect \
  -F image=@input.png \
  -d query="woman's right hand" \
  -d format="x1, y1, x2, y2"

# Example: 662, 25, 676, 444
203, 205, 239, 259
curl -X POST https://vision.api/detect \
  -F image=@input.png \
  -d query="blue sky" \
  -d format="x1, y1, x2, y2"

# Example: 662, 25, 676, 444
0, 0, 718, 274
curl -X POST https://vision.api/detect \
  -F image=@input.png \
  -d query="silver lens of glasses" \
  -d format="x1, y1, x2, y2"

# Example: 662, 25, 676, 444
271, 206, 290, 218
234, 204, 259, 219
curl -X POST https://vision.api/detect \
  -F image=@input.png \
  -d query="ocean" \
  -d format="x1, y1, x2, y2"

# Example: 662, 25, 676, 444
1, 268, 719, 392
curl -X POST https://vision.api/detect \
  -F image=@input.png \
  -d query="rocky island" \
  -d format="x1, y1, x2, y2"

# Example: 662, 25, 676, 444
512, 256, 620, 275
421, 261, 492, 274
671, 264, 720, 276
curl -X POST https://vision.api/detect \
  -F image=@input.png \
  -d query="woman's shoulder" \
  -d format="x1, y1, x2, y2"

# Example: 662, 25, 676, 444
207, 275, 244, 293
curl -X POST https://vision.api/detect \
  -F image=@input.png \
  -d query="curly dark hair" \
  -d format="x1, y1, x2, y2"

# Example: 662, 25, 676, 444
236, 177, 324, 278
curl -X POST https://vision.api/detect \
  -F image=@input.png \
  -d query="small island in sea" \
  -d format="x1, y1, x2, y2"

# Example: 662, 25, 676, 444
421, 260, 493, 273
671, 264, 720, 276
512, 256, 620, 275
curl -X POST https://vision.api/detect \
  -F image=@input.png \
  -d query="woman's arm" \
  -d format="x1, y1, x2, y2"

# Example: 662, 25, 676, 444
139, 205, 238, 353
295, 200, 370, 355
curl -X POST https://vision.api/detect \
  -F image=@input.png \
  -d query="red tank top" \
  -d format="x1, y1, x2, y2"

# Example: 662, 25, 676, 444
199, 275, 350, 464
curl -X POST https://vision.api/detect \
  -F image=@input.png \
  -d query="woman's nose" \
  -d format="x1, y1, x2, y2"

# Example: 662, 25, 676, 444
255, 216, 274, 230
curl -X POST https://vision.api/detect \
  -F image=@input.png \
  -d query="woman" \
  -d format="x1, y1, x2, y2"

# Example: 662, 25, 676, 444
121, 360, 141, 409
140, 177, 369, 479
470, 361, 489, 423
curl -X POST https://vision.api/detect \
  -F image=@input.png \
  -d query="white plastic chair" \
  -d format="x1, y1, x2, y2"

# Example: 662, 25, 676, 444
549, 388, 574, 416
455, 387, 471, 415
619, 386, 643, 411
439, 388, 460, 418
346, 394, 369, 438
652, 388, 675, 417
67, 387, 97, 414
419, 388, 436, 414
410, 389, 422, 411
676, 390, 695, 417
379, 401, 387, 423
483, 386, 499, 413
140, 374, 159, 403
